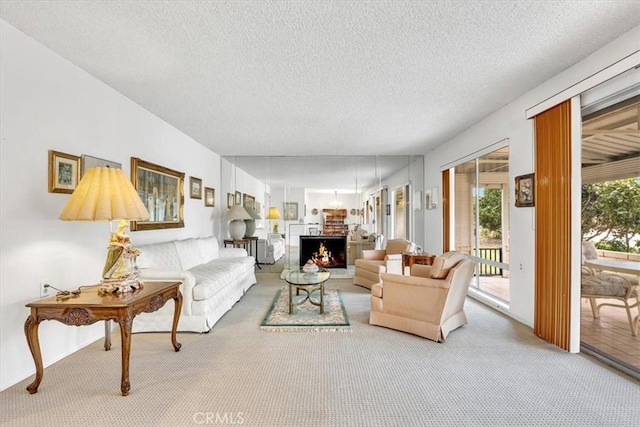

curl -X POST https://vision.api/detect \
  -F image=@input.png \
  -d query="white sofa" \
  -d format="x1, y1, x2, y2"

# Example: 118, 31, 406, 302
256, 233, 285, 264
132, 236, 256, 333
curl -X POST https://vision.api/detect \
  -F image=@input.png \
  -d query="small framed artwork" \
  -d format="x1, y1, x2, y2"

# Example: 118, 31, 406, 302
413, 191, 422, 210
386, 204, 391, 215
190, 176, 202, 199
81, 154, 121, 176
204, 187, 215, 207
283, 202, 298, 220
255, 201, 261, 215
235, 191, 242, 205
243, 193, 255, 209
429, 186, 439, 209
515, 173, 535, 207
227, 193, 234, 208
48, 150, 81, 194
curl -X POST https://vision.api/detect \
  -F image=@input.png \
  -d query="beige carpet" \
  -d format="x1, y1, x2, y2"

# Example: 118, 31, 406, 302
2, 274, 639, 426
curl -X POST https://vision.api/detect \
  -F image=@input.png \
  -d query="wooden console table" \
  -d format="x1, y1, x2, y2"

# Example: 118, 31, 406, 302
24, 281, 182, 396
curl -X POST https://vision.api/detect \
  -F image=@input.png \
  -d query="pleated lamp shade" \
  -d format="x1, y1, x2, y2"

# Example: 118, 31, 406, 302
223, 205, 252, 221
265, 207, 281, 220
59, 167, 149, 221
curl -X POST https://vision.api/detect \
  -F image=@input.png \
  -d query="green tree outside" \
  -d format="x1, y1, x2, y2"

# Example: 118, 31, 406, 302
582, 178, 640, 253
478, 188, 502, 239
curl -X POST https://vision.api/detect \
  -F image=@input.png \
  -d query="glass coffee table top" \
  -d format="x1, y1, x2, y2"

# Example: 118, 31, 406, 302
284, 268, 331, 286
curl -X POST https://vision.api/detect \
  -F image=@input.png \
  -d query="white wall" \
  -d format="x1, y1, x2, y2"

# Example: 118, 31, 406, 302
422, 26, 640, 327
0, 21, 222, 390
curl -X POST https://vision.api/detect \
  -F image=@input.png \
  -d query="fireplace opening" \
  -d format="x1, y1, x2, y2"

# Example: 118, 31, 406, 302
299, 235, 347, 269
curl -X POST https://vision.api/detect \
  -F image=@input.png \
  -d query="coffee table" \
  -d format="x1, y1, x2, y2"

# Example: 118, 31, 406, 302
284, 268, 331, 314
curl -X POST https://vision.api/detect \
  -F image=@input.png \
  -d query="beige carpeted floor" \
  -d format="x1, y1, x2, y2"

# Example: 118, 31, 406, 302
2, 274, 639, 426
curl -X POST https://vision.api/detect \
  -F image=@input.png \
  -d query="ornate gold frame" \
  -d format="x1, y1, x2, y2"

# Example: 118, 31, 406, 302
130, 157, 185, 231
48, 150, 81, 194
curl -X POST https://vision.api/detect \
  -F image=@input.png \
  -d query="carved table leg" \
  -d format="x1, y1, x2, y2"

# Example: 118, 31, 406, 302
104, 320, 111, 351
117, 315, 133, 396
171, 292, 183, 352
24, 315, 43, 394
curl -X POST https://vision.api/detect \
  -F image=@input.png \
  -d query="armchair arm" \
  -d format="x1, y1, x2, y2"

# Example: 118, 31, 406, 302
379, 272, 450, 322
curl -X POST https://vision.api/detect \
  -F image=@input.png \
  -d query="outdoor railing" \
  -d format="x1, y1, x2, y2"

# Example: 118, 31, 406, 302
478, 247, 503, 276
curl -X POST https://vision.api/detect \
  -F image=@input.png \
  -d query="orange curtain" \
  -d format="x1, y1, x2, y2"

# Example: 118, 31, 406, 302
441, 170, 450, 253
534, 100, 572, 350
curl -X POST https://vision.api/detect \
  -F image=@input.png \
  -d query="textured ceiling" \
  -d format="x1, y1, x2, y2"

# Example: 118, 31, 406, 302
2, 1, 640, 190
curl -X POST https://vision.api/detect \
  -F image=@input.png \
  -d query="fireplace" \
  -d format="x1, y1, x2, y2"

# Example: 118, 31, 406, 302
299, 235, 347, 269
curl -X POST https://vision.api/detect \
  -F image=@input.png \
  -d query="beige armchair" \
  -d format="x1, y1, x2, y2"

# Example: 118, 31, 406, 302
370, 251, 476, 342
352, 239, 416, 289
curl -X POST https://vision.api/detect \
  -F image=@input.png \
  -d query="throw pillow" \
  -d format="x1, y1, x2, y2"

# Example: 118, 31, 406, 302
430, 252, 467, 279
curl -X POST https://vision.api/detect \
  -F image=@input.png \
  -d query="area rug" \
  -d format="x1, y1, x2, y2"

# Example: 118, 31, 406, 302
260, 287, 351, 332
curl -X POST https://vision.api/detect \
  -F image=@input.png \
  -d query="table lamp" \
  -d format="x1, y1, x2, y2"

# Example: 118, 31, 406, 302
243, 206, 261, 237
224, 205, 252, 240
59, 167, 150, 294
266, 206, 281, 234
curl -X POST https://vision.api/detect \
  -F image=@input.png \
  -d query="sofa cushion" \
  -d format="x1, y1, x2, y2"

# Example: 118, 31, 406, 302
198, 236, 220, 264
430, 252, 467, 279
174, 238, 205, 270
137, 241, 182, 270
190, 257, 255, 301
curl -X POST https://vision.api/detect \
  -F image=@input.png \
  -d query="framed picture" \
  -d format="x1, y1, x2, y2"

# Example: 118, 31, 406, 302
243, 193, 255, 209
515, 173, 535, 207
81, 154, 121, 176
424, 187, 439, 210
235, 191, 242, 205
227, 192, 234, 208
130, 157, 184, 231
48, 150, 81, 194
190, 176, 202, 199
283, 202, 298, 220
204, 187, 215, 207
255, 201, 261, 215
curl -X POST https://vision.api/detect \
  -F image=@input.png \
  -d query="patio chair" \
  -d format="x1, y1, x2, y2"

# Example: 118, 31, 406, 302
581, 272, 640, 336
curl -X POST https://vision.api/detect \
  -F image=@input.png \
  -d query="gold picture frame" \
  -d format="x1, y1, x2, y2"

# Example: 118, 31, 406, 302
48, 150, 81, 194
515, 173, 535, 207
204, 187, 215, 207
227, 192, 234, 208
235, 191, 242, 205
130, 157, 185, 231
190, 176, 202, 199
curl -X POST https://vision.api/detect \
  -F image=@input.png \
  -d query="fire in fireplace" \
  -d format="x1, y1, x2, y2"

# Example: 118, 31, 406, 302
299, 235, 347, 269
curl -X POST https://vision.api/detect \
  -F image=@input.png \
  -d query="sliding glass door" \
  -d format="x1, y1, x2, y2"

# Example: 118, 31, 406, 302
452, 146, 510, 302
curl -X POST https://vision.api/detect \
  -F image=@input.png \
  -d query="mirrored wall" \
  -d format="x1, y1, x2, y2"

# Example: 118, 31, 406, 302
221, 155, 425, 270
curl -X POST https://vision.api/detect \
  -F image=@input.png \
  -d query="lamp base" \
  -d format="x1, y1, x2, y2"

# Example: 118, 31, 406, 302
99, 271, 143, 294
229, 219, 247, 240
